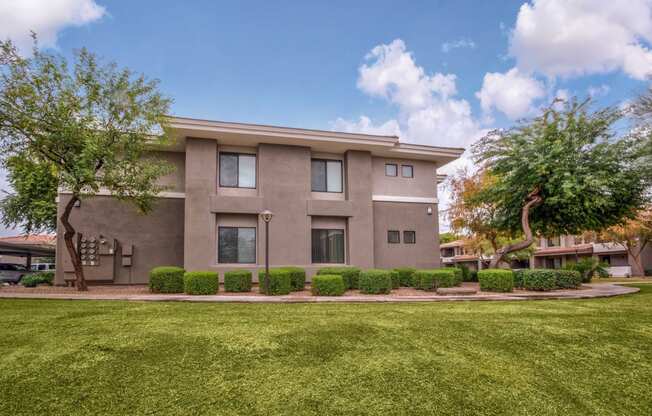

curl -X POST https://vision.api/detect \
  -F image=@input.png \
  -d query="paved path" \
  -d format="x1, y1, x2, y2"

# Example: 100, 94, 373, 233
0, 283, 639, 303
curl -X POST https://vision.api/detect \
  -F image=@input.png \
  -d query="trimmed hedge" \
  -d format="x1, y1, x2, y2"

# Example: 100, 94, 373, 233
279, 267, 306, 291
513, 269, 526, 289
149, 266, 185, 293
390, 270, 400, 289
316, 267, 361, 289
469, 270, 478, 282
224, 270, 252, 292
21, 272, 54, 288
184, 271, 219, 295
555, 269, 582, 289
393, 267, 417, 287
478, 269, 514, 292
258, 268, 292, 295
414, 268, 461, 291
359, 269, 393, 294
522, 269, 557, 291
311, 274, 346, 296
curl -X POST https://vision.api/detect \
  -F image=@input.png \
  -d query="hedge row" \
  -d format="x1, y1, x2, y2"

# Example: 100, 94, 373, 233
478, 269, 514, 293
517, 269, 582, 291
414, 268, 462, 291
311, 274, 346, 296
21, 271, 54, 288
316, 267, 360, 289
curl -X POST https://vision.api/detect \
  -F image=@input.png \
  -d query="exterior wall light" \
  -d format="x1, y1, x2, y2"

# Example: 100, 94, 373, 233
427, 206, 433, 215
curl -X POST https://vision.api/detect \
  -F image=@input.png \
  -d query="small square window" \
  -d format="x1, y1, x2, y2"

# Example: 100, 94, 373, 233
401, 165, 414, 178
404, 231, 416, 244
388, 230, 400, 244
385, 163, 397, 177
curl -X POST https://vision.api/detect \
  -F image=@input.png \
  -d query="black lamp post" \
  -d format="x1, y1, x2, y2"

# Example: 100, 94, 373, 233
260, 209, 273, 294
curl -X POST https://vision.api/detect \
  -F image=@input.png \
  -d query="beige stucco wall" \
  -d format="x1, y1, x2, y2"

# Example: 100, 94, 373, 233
371, 157, 438, 198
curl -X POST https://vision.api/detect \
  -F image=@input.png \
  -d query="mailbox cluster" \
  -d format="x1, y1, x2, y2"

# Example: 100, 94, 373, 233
80, 236, 99, 266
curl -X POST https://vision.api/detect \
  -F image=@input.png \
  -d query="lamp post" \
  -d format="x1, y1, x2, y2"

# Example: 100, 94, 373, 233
260, 210, 273, 294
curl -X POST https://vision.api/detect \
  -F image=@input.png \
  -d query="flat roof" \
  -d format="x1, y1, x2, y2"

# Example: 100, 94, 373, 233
165, 116, 465, 166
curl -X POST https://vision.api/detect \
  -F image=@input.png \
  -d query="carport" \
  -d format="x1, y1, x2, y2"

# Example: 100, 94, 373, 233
0, 240, 55, 270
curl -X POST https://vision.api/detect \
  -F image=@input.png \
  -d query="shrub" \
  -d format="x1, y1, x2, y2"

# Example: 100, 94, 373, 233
277, 267, 306, 291
555, 269, 582, 289
415, 268, 461, 291
394, 267, 417, 287
522, 269, 557, 291
317, 267, 361, 289
390, 270, 400, 289
21, 272, 54, 287
258, 268, 292, 295
478, 269, 514, 292
224, 270, 252, 292
359, 269, 392, 294
311, 274, 346, 296
149, 266, 185, 293
459, 264, 470, 281
513, 269, 526, 289
184, 271, 219, 295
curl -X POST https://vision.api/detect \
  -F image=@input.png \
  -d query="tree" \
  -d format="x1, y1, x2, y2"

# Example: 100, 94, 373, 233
473, 99, 650, 268
439, 232, 459, 244
0, 38, 172, 290
598, 208, 652, 276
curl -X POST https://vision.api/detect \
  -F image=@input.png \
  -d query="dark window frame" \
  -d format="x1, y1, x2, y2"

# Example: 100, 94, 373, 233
401, 165, 414, 178
311, 228, 345, 264
387, 230, 400, 244
403, 230, 416, 244
217, 226, 257, 264
385, 163, 398, 177
219, 152, 257, 189
311, 159, 343, 193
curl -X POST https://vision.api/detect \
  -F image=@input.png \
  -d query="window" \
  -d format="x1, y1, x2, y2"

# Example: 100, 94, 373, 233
385, 163, 397, 177
387, 230, 400, 244
547, 236, 560, 247
404, 231, 416, 244
219, 153, 256, 188
311, 159, 343, 192
311, 229, 345, 263
401, 165, 414, 178
599, 255, 611, 265
544, 257, 562, 269
218, 227, 256, 263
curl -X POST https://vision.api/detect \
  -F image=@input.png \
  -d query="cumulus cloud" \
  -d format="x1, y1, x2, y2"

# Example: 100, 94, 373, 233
509, 0, 652, 80
441, 38, 476, 53
337, 39, 479, 148
476, 67, 546, 119
0, 0, 106, 51
588, 84, 611, 97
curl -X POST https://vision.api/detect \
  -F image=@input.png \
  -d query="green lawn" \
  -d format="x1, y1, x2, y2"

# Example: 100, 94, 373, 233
1, 287, 652, 415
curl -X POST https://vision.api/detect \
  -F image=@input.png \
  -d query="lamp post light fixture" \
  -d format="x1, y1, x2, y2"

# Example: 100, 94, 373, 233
260, 210, 273, 294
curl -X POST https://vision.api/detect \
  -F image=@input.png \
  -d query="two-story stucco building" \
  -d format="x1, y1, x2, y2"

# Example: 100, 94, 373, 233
54, 117, 463, 285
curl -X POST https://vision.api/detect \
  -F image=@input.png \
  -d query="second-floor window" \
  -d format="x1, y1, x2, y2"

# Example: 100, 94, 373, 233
219, 153, 256, 188
401, 165, 414, 178
311, 159, 342, 192
547, 236, 560, 247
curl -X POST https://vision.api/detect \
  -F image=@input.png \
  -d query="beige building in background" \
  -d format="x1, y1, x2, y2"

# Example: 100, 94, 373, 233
54, 118, 463, 285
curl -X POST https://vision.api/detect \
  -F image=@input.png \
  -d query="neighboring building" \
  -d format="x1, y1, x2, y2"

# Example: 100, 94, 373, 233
0, 234, 56, 268
54, 118, 464, 285
440, 240, 486, 271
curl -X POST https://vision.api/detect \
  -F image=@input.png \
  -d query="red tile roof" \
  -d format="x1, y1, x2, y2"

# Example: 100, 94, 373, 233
0, 234, 56, 246
533, 244, 593, 256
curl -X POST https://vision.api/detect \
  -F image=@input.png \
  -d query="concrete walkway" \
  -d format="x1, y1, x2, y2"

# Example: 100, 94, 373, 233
0, 283, 639, 303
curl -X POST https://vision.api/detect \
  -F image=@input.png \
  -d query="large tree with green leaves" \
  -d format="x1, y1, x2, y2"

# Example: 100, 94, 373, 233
0, 38, 173, 290
473, 100, 650, 268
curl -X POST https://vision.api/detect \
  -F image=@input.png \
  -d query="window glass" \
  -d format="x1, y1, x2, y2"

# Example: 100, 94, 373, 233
385, 163, 397, 177
388, 230, 400, 243
326, 160, 343, 192
311, 229, 345, 263
547, 236, 560, 247
404, 231, 416, 244
401, 165, 414, 178
219, 154, 238, 187
238, 155, 256, 188
218, 227, 256, 263
311, 160, 326, 192
237, 227, 256, 263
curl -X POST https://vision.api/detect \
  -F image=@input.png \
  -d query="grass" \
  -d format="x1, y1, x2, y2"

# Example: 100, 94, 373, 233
1, 286, 652, 415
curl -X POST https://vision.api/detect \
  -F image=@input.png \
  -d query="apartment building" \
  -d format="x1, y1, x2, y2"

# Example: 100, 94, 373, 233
54, 117, 463, 285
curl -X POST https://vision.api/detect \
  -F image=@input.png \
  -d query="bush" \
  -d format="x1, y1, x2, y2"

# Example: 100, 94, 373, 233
555, 269, 582, 289
224, 270, 252, 292
279, 267, 306, 291
21, 272, 54, 287
258, 268, 292, 295
459, 264, 470, 281
393, 267, 417, 287
390, 270, 400, 289
359, 269, 392, 294
478, 269, 514, 292
311, 274, 346, 296
184, 271, 219, 295
415, 268, 461, 291
316, 267, 361, 289
513, 269, 526, 289
149, 266, 185, 293
522, 269, 557, 291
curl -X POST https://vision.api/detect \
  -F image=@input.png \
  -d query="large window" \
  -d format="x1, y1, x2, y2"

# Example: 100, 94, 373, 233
219, 153, 256, 188
311, 159, 343, 192
311, 229, 345, 263
218, 227, 256, 263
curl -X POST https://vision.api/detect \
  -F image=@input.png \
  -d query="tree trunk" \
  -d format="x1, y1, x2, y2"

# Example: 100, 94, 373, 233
489, 189, 542, 269
60, 194, 87, 291
628, 246, 645, 277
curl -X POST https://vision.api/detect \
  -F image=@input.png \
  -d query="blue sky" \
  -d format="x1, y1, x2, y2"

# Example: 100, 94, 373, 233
0, 0, 651, 234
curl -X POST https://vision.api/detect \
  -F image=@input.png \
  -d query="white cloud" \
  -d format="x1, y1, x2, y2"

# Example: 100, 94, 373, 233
476, 67, 546, 119
509, 0, 652, 80
441, 38, 476, 53
0, 0, 106, 51
588, 84, 611, 98
337, 39, 480, 149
